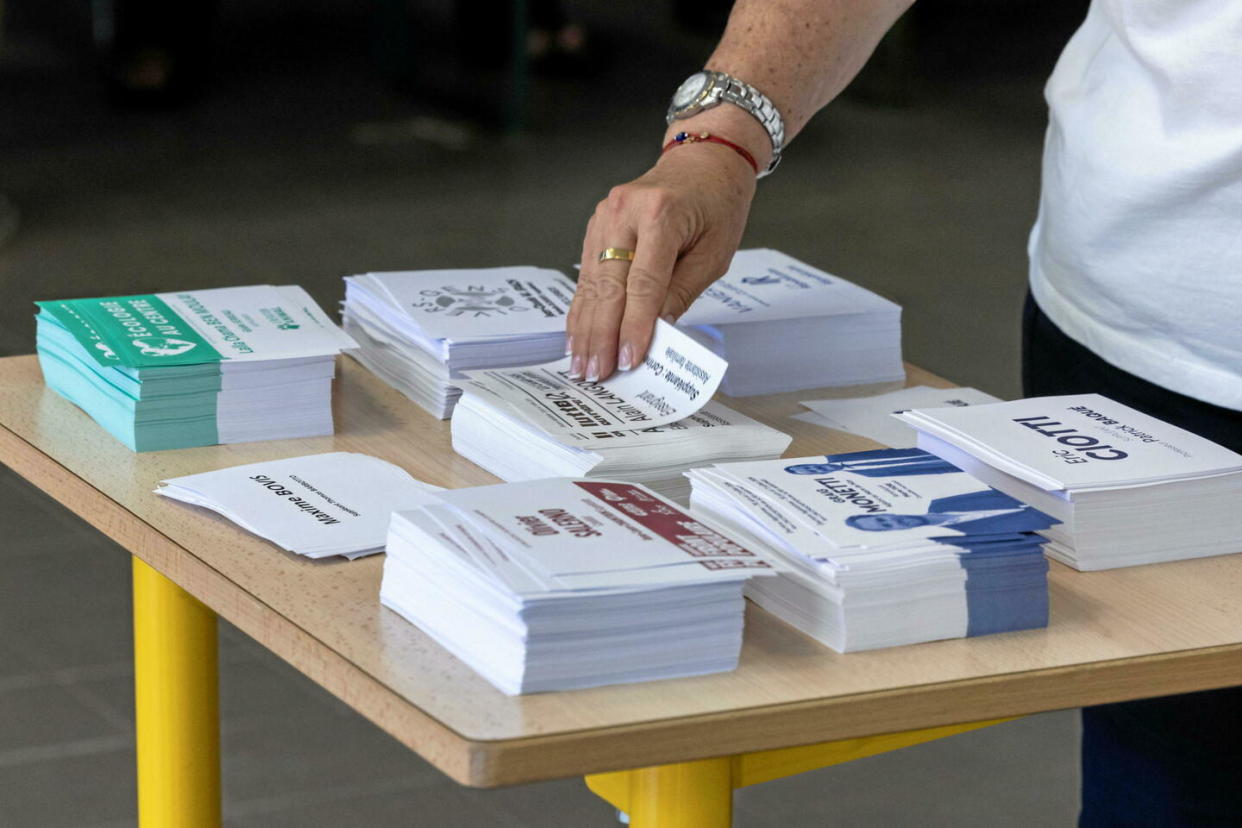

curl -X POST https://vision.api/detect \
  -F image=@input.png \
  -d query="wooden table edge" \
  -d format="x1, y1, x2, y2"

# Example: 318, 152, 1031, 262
465, 641, 1242, 785
8, 418, 1242, 788
0, 422, 477, 786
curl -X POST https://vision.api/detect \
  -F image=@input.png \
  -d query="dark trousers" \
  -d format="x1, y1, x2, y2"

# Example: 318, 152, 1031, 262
1022, 295, 1242, 827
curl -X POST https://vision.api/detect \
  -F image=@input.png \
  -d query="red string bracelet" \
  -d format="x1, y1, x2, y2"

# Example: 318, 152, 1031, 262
661, 131, 760, 176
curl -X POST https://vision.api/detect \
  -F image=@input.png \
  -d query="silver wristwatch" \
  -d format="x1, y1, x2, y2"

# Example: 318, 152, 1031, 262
666, 70, 785, 176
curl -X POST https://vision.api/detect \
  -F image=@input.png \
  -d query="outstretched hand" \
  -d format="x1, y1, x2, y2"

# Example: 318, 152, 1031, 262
566, 142, 757, 382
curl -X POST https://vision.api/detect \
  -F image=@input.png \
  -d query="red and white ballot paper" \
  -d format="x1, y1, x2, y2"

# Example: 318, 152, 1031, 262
380, 476, 774, 695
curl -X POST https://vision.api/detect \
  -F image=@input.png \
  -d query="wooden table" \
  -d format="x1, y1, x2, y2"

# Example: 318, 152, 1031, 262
4, 354, 1242, 827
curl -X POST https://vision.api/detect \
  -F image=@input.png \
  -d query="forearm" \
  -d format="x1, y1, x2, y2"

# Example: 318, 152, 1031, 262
665, 0, 915, 163
571, 0, 914, 382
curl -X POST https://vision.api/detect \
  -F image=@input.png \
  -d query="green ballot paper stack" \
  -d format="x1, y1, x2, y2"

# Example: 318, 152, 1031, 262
35, 285, 358, 451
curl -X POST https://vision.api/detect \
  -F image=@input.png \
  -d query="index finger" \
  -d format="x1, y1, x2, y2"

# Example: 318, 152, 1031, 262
565, 213, 603, 377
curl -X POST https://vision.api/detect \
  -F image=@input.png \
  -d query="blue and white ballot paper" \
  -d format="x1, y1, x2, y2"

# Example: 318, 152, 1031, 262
676, 248, 905, 396
341, 267, 576, 418
898, 394, 1242, 570
35, 285, 357, 451
451, 320, 790, 503
156, 452, 442, 559
687, 448, 1058, 652
380, 477, 773, 695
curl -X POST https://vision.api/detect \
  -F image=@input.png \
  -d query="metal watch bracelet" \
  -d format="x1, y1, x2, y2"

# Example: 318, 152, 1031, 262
667, 70, 784, 176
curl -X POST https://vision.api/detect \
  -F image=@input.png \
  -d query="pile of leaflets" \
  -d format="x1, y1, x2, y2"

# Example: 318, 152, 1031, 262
677, 249, 904, 396
794, 385, 1002, 447
454, 397, 791, 503
36, 286, 357, 451
688, 448, 1057, 652
156, 452, 442, 559
380, 478, 772, 695
451, 321, 789, 501
897, 394, 1242, 570
341, 267, 576, 418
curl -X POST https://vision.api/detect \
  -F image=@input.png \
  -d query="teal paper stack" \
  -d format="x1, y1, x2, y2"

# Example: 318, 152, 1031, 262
36, 285, 357, 451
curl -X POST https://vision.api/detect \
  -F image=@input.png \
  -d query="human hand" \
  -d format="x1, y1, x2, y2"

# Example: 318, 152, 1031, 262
566, 139, 758, 382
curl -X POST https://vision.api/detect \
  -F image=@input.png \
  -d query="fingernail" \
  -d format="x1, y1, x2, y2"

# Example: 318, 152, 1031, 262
565, 335, 574, 356
617, 343, 633, 372
661, 313, 677, 325
585, 356, 600, 382
569, 354, 585, 378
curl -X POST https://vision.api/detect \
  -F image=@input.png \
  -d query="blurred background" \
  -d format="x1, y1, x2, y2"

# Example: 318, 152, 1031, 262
1, 1, 1090, 825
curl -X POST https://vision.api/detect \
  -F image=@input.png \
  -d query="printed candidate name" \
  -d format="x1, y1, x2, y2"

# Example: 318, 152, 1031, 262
249, 474, 342, 525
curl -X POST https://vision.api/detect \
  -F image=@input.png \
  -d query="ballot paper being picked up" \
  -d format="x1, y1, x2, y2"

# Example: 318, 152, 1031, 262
897, 394, 1242, 570
451, 321, 790, 502
688, 448, 1057, 652
793, 386, 1002, 447
456, 318, 728, 431
677, 248, 904, 396
341, 267, 576, 418
380, 477, 774, 694
36, 286, 358, 451
156, 452, 442, 559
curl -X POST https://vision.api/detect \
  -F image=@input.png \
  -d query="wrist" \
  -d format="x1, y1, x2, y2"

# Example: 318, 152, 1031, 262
663, 107, 773, 173
652, 138, 759, 204
663, 131, 760, 176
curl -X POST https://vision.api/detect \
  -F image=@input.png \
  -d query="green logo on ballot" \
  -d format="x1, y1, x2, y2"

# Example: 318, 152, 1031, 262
38, 294, 224, 368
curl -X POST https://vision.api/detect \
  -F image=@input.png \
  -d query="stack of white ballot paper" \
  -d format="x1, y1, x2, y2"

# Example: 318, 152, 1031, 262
897, 394, 1242, 571
453, 397, 791, 503
794, 385, 1002, 447
156, 452, 442, 559
341, 266, 576, 418
688, 448, 1058, 652
380, 477, 773, 694
677, 248, 904, 396
450, 320, 788, 501
36, 286, 357, 451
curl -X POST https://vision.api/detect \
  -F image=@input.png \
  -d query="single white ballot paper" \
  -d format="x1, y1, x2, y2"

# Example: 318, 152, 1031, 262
156, 452, 442, 559
458, 320, 727, 432
795, 386, 1002, 447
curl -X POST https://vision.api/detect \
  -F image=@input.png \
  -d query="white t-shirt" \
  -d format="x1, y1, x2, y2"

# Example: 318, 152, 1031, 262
1029, 0, 1242, 410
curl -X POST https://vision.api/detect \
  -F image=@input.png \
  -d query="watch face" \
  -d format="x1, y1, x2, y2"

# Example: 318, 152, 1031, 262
672, 72, 710, 110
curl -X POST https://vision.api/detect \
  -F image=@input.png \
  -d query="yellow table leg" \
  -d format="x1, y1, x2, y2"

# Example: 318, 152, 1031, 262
591, 757, 733, 828
132, 557, 221, 828
586, 718, 1017, 826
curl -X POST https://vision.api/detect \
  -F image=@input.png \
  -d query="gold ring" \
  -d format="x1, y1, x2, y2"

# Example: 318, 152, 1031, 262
598, 247, 636, 263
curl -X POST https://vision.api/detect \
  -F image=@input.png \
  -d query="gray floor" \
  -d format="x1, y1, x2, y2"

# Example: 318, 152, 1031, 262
0, 3, 1082, 825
